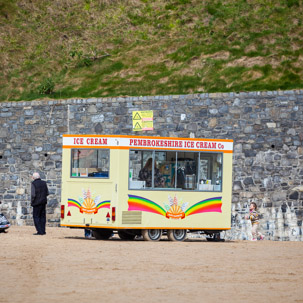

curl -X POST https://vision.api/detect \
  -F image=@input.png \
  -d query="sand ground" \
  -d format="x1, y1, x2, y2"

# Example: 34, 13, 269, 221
1, 226, 303, 303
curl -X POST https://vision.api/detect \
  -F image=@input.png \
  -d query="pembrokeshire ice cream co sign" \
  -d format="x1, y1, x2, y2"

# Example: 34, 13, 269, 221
132, 110, 153, 131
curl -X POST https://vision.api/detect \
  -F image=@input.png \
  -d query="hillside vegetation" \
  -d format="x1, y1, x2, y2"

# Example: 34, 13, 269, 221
1, 0, 303, 101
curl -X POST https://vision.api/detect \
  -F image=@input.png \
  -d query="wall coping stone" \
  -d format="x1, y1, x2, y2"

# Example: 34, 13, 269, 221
1, 89, 303, 108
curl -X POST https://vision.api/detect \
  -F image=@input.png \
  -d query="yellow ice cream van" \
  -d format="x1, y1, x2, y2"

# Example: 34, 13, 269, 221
60, 135, 233, 241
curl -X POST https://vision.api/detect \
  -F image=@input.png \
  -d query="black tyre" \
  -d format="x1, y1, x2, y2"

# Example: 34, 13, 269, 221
118, 230, 136, 240
142, 229, 162, 241
167, 229, 187, 242
92, 229, 113, 240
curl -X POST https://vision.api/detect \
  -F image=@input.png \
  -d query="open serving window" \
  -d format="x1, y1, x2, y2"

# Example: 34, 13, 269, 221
129, 150, 222, 191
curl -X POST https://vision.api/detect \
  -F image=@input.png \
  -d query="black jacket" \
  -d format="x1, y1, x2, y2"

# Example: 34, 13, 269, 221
31, 178, 49, 206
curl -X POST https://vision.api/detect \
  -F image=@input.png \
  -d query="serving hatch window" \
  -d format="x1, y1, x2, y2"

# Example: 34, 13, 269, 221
71, 149, 109, 178
129, 150, 222, 191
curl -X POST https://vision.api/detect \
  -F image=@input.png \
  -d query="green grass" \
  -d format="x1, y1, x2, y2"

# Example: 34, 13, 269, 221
1, 0, 303, 101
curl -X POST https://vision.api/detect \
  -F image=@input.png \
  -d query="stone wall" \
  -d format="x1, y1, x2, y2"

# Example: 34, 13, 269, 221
0, 90, 302, 240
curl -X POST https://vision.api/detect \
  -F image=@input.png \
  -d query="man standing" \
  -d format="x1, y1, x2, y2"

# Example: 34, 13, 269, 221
31, 172, 49, 235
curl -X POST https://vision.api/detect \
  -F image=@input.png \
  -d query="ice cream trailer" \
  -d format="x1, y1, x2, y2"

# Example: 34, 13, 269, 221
60, 135, 233, 241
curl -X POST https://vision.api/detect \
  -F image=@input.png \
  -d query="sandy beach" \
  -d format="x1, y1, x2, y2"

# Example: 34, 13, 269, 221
1, 226, 303, 303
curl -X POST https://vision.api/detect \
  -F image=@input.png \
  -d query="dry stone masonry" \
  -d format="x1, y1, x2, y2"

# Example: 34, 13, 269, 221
0, 90, 302, 240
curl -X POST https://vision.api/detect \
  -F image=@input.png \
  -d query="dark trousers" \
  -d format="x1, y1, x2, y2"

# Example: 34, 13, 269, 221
33, 204, 46, 234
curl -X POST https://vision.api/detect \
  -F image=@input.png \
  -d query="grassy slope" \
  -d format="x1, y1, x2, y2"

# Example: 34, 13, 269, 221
0, 0, 303, 101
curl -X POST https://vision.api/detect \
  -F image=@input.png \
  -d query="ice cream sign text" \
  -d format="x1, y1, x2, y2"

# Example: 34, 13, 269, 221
63, 135, 232, 153
129, 138, 220, 149
73, 137, 108, 145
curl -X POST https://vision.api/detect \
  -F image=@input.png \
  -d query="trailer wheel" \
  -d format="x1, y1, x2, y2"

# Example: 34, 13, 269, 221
142, 229, 162, 241
118, 230, 136, 241
167, 229, 187, 242
92, 229, 113, 240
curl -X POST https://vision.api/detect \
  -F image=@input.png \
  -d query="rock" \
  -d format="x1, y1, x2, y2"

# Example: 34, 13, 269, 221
94, 123, 103, 133
208, 118, 217, 128
267, 123, 276, 128
243, 177, 254, 186
16, 188, 25, 195
233, 181, 243, 190
289, 191, 299, 200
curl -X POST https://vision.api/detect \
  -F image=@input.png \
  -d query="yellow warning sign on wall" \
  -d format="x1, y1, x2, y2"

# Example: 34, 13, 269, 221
132, 111, 153, 131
